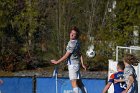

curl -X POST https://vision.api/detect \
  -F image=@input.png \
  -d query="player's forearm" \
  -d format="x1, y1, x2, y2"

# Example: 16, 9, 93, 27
125, 76, 134, 92
114, 79, 125, 83
102, 87, 108, 93
118, 79, 125, 82
102, 83, 111, 93
57, 52, 70, 64
57, 56, 66, 63
80, 55, 85, 65
125, 83, 132, 93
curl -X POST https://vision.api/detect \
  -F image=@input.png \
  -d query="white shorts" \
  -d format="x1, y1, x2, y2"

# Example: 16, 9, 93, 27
68, 64, 81, 80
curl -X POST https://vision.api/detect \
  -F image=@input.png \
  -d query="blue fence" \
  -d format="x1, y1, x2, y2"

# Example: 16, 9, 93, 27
0, 77, 33, 93
0, 77, 106, 93
36, 77, 106, 93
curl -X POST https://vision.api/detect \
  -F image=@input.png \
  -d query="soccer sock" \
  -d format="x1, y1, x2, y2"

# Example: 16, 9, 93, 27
73, 87, 79, 93
80, 86, 87, 93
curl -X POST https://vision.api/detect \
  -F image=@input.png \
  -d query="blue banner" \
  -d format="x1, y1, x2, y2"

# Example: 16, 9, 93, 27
0, 77, 33, 93
0, 77, 106, 93
36, 78, 106, 93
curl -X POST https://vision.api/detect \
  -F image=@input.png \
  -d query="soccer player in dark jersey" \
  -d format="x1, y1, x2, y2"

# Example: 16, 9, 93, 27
102, 61, 126, 93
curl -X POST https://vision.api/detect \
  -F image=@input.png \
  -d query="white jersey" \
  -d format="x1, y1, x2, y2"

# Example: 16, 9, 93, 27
66, 40, 81, 80
66, 40, 80, 65
124, 65, 138, 93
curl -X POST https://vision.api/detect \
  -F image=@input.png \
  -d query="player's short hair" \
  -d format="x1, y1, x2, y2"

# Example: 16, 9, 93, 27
117, 61, 125, 70
70, 26, 80, 39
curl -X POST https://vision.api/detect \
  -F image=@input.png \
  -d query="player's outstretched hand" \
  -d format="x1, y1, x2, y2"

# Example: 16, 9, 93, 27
51, 60, 58, 64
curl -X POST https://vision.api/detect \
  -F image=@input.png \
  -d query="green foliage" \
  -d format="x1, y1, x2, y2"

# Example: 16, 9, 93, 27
0, 0, 140, 72
112, 0, 140, 46
0, 0, 17, 28
90, 0, 140, 69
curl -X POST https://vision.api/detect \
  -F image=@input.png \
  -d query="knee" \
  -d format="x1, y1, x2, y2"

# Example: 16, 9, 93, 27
71, 80, 78, 88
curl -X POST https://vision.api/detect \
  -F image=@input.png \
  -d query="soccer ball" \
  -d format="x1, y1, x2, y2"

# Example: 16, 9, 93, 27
86, 49, 95, 58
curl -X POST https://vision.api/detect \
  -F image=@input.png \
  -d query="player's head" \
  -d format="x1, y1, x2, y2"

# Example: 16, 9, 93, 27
117, 61, 125, 71
123, 54, 138, 65
69, 26, 80, 40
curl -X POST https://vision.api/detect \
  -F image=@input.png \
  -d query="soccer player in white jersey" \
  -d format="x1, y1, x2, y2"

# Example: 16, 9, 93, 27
51, 26, 87, 93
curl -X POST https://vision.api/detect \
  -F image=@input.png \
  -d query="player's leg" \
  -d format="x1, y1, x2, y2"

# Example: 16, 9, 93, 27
71, 80, 79, 93
77, 79, 87, 93
68, 65, 80, 93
